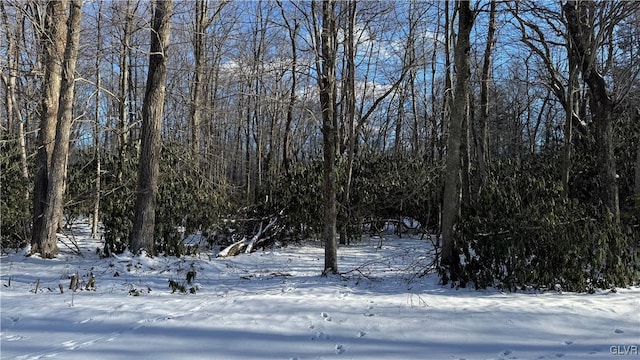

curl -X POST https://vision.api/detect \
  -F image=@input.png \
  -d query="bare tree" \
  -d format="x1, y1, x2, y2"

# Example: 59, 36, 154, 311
440, 0, 474, 282
45, 0, 82, 245
92, 0, 104, 239
316, 0, 338, 275
115, 0, 137, 182
476, 0, 496, 193
1, 1, 29, 182
129, 0, 173, 254
511, 1, 582, 196
31, 0, 69, 258
190, 0, 226, 155
277, 0, 300, 175
563, 0, 639, 223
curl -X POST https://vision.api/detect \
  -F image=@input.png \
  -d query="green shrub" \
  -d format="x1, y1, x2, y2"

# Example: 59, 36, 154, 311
459, 156, 638, 292
155, 143, 229, 256
101, 150, 137, 255
0, 137, 31, 251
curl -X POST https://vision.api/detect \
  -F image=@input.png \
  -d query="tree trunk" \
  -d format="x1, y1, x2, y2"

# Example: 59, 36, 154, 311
31, 0, 68, 258
92, 0, 103, 239
590, 87, 619, 222
129, 0, 173, 255
278, 0, 298, 175
117, 0, 133, 182
318, 0, 338, 275
41, 0, 82, 254
476, 0, 496, 193
562, 18, 581, 198
440, 0, 474, 282
1, 1, 29, 182
441, 0, 453, 163
635, 112, 640, 210
1, 2, 13, 135
564, 0, 620, 223
190, 0, 206, 154
429, 2, 441, 162
340, 0, 357, 246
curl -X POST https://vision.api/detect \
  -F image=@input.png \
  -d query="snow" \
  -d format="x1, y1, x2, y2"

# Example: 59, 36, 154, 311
1, 223, 639, 360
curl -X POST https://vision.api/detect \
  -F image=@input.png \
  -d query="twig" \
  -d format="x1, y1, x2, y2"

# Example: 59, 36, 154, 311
57, 229, 83, 257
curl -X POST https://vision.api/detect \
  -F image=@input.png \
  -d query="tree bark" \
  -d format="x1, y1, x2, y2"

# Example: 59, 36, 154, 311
440, 0, 474, 282
1, 2, 29, 182
318, 0, 338, 275
564, 0, 620, 223
476, 0, 496, 193
31, 0, 69, 258
92, 0, 103, 239
129, 0, 173, 255
635, 111, 640, 210
116, 0, 133, 182
190, 0, 206, 154
41, 0, 82, 254
278, 0, 298, 175
340, 0, 357, 246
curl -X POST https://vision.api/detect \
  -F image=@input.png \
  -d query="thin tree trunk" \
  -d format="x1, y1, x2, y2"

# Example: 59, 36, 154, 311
318, 0, 338, 275
441, 0, 453, 163
429, 1, 440, 162
562, 18, 581, 198
129, 0, 173, 254
92, 0, 103, 239
31, 0, 68, 258
341, 0, 356, 246
635, 112, 640, 210
245, 94, 252, 201
117, 0, 133, 182
190, 0, 206, 154
476, 0, 496, 193
1, 1, 13, 135
441, 0, 474, 283
278, 0, 298, 175
1, 2, 29, 181
561, 62, 578, 197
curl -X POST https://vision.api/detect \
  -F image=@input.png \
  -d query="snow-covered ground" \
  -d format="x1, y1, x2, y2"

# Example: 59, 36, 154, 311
1, 223, 639, 360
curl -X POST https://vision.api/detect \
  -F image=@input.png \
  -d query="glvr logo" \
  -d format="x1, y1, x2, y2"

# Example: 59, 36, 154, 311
610, 345, 639, 355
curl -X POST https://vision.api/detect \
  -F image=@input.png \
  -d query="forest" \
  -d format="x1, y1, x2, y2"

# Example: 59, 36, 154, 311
1, 0, 639, 292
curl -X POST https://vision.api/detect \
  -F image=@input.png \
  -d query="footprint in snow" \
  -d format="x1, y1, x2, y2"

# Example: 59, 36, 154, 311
4, 334, 26, 341
311, 331, 329, 341
614, 328, 624, 334
62, 340, 78, 350
321, 312, 332, 321
499, 349, 518, 359
335, 344, 345, 355
363, 302, 375, 316
563, 340, 573, 345
358, 331, 366, 337
6, 316, 20, 326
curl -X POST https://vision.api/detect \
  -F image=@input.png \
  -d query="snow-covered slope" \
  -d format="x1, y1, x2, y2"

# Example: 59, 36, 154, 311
1, 223, 638, 360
